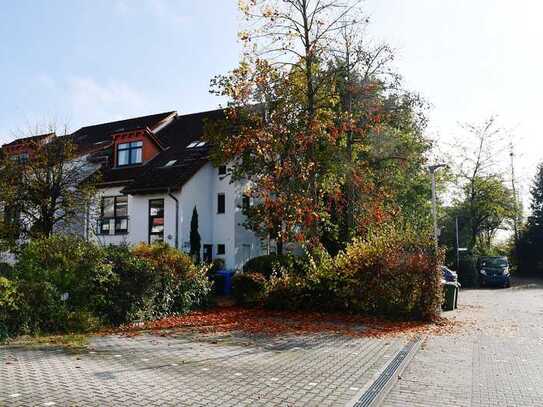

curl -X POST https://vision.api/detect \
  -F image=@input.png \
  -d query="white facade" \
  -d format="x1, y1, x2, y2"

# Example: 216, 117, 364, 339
92, 163, 262, 270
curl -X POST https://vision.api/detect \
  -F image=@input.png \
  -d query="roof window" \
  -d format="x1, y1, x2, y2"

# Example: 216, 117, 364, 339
186, 140, 207, 149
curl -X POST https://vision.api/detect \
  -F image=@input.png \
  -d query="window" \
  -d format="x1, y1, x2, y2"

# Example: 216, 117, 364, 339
186, 140, 206, 149
99, 196, 128, 235
203, 244, 213, 263
218, 165, 227, 175
117, 141, 143, 166
149, 199, 164, 243
217, 193, 225, 214
10, 152, 29, 163
242, 194, 251, 211
217, 244, 225, 255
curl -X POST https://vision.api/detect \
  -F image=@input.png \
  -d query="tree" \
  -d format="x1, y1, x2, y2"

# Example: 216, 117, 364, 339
209, 1, 362, 252
516, 163, 543, 274
0, 129, 98, 248
317, 23, 432, 250
209, 0, 432, 254
443, 117, 518, 255
190, 206, 201, 263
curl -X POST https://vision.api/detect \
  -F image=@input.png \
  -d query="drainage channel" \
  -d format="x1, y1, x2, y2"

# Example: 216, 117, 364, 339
351, 337, 422, 407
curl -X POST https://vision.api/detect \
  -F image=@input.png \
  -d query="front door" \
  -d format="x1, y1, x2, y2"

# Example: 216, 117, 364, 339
148, 199, 164, 243
203, 244, 213, 263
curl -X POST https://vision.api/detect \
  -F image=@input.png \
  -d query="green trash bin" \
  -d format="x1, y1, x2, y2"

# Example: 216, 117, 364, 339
442, 281, 459, 311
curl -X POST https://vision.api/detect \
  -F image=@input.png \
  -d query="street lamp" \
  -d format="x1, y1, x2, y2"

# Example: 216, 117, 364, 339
429, 164, 447, 253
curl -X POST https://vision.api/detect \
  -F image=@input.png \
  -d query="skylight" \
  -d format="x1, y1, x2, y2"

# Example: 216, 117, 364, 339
164, 160, 177, 167
186, 140, 207, 149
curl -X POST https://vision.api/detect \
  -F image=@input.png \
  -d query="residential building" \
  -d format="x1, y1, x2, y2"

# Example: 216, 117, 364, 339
1, 110, 263, 270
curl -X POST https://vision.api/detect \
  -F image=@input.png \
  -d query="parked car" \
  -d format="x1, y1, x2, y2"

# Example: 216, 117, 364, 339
478, 256, 511, 288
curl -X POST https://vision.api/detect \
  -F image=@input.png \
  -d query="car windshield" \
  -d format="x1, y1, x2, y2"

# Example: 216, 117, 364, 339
481, 258, 508, 268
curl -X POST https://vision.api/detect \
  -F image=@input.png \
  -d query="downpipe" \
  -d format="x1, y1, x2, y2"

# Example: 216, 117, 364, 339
167, 188, 179, 249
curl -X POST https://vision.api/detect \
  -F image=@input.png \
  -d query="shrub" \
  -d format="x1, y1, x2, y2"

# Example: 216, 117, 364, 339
12, 280, 70, 335
101, 243, 212, 325
457, 255, 478, 287
15, 235, 109, 311
7, 236, 110, 335
132, 243, 212, 314
4, 237, 212, 337
265, 226, 442, 321
0, 276, 18, 340
334, 226, 442, 320
265, 247, 346, 311
232, 272, 267, 305
242, 254, 299, 278
0, 262, 14, 278
208, 258, 225, 275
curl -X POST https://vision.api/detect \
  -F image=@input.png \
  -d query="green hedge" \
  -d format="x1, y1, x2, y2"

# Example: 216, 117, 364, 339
242, 254, 298, 278
264, 226, 442, 321
457, 255, 479, 287
232, 272, 267, 305
0, 236, 212, 339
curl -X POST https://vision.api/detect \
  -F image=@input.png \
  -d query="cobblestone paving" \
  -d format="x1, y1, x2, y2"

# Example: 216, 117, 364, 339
1, 330, 405, 406
384, 278, 543, 407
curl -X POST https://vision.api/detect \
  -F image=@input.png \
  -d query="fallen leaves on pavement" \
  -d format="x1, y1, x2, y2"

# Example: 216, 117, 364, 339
105, 306, 460, 339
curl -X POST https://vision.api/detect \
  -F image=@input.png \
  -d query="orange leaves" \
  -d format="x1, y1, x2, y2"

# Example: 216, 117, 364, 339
108, 306, 456, 339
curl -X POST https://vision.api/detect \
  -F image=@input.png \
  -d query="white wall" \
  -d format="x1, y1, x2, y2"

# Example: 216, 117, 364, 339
91, 163, 262, 269
92, 186, 178, 248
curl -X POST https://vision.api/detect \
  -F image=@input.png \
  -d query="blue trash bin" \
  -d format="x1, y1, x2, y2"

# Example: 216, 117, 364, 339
215, 270, 235, 296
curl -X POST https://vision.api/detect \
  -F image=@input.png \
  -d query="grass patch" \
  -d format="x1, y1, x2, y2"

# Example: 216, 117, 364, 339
2, 333, 90, 352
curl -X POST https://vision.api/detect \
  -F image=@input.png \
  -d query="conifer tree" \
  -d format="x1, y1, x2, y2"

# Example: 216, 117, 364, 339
190, 206, 201, 263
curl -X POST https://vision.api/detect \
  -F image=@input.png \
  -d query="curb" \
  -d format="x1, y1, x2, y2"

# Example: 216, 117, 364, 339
346, 336, 424, 407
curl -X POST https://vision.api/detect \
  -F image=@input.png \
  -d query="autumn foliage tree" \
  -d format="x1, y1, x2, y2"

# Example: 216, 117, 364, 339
0, 131, 98, 248
208, 0, 432, 253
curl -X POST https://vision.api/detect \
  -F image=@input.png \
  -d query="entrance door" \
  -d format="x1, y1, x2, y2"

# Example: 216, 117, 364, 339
148, 199, 164, 243
203, 244, 213, 263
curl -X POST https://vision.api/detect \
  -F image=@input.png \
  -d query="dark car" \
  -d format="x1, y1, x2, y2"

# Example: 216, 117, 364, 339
478, 256, 511, 288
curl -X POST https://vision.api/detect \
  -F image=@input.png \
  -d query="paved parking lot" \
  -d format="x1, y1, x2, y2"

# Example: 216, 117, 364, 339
1, 330, 405, 406
384, 278, 543, 407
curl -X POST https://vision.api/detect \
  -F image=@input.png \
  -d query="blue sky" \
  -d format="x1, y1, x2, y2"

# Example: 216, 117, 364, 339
0, 0, 240, 139
2, 0, 542, 204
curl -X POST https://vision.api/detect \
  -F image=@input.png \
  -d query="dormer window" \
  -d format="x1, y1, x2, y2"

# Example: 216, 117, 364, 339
117, 141, 143, 166
10, 152, 29, 163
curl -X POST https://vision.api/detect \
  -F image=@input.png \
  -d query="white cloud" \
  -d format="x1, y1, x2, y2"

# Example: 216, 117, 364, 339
66, 77, 150, 125
113, 0, 190, 26
7, 74, 155, 133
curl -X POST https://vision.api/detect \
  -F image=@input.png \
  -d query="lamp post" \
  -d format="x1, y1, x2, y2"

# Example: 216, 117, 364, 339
429, 164, 447, 254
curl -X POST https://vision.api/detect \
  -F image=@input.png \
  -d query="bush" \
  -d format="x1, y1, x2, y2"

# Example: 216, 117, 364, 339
457, 255, 479, 287
242, 254, 299, 278
0, 276, 18, 340
265, 226, 442, 321
0, 262, 14, 278
132, 243, 212, 315
334, 226, 442, 320
265, 247, 346, 311
2, 237, 212, 337
99, 243, 212, 325
232, 272, 267, 305
15, 235, 109, 311
210, 258, 225, 272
